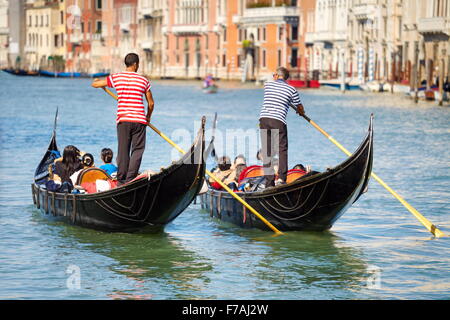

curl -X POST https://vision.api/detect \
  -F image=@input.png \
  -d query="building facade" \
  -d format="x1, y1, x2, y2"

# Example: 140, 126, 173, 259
137, 0, 164, 77
65, 0, 103, 73
417, 0, 450, 89
309, 0, 349, 80
164, 0, 225, 79
0, 0, 8, 68
25, 0, 65, 71
8, 0, 27, 69
231, 0, 300, 81
299, 0, 316, 80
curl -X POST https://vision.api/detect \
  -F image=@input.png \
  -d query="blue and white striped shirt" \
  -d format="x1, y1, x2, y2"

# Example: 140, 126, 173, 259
259, 79, 302, 124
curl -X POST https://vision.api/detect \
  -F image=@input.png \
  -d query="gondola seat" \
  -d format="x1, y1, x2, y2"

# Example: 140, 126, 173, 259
76, 167, 112, 185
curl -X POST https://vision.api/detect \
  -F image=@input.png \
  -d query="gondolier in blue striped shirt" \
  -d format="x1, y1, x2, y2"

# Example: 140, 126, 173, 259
259, 67, 305, 187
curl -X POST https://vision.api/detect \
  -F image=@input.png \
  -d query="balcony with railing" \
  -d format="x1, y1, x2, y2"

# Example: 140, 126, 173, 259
352, 3, 377, 20
246, 0, 297, 8
240, 0, 298, 24
171, 25, 208, 35
418, 17, 450, 36
138, 6, 163, 19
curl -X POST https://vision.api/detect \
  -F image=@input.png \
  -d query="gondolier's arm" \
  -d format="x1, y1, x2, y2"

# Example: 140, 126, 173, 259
91, 78, 107, 88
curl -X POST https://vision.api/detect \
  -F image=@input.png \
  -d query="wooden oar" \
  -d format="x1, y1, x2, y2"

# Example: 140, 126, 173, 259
103, 87, 284, 235
295, 109, 446, 238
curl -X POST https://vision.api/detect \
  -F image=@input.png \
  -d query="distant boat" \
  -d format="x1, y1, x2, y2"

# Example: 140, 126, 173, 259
321, 81, 361, 91
39, 70, 81, 78
90, 72, 110, 78
287, 79, 321, 89
2, 68, 39, 76
203, 85, 218, 94
38, 70, 110, 78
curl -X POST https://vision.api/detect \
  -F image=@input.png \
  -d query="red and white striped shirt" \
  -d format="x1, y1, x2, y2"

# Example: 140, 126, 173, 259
107, 71, 151, 125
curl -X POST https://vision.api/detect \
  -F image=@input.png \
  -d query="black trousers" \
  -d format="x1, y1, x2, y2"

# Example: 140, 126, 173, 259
259, 117, 288, 186
117, 122, 146, 184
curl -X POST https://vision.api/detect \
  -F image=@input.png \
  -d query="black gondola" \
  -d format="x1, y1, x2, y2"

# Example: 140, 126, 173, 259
31, 113, 207, 233
200, 115, 374, 232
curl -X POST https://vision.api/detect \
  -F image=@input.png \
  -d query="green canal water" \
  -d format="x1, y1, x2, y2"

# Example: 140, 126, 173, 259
0, 72, 449, 299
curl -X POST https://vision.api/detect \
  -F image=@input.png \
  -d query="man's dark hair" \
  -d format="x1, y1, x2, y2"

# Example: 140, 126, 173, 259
276, 67, 290, 80
124, 53, 139, 67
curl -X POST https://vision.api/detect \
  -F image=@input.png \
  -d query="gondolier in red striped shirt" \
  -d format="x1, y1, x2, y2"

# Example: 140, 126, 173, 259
92, 53, 155, 185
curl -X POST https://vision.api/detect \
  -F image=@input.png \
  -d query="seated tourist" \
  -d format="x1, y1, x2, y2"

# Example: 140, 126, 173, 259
81, 153, 95, 168
209, 156, 233, 190
47, 145, 83, 192
292, 163, 312, 173
99, 148, 118, 177
226, 163, 247, 190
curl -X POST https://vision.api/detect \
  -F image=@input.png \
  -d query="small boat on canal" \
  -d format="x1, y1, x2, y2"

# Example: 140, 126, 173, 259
203, 84, 218, 94
200, 115, 373, 232
31, 113, 207, 233
2, 68, 39, 76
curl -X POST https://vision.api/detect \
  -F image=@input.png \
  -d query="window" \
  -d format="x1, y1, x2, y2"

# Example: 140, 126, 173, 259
291, 25, 298, 41
28, 15, 31, 27
55, 35, 58, 47
60, 11, 64, 24
262, 49, 266, 67
96, 0, 102, 10
147, 24, 152, 38
278, 49, 282, 66
222, 54, 226, 67
96, 21, 102, 33
291, 48, 298, 67
263, 27, 266, 41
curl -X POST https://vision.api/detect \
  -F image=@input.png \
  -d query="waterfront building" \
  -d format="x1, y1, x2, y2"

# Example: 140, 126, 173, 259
417, 0, 450, 90
137, 0, 164, 77
25, 0, 66, 71
8, 0, 26, 69
99, 0, 138, 73
163, 0, 225, 79
230, 0, 300, 81
299, 0, 316, 80
0, 0, 8, 68
346, 0, 408, 85
65, 0, 102, 73
309, 0, 349, 81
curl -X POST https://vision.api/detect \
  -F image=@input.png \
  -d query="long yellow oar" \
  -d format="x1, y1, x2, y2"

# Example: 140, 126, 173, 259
298, 111, 446, 238
103, 87, 283, 235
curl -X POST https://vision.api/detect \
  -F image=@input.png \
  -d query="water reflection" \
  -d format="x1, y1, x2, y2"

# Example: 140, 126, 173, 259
31, 212, 213, 299
209, 221, 369, 298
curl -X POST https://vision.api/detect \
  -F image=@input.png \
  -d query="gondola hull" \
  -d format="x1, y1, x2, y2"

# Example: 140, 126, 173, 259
200, 116, 373, 232
32, 117, 206, 233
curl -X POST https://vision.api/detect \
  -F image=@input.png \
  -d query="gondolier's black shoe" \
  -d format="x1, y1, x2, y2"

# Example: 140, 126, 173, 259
275, 179, 286, 186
